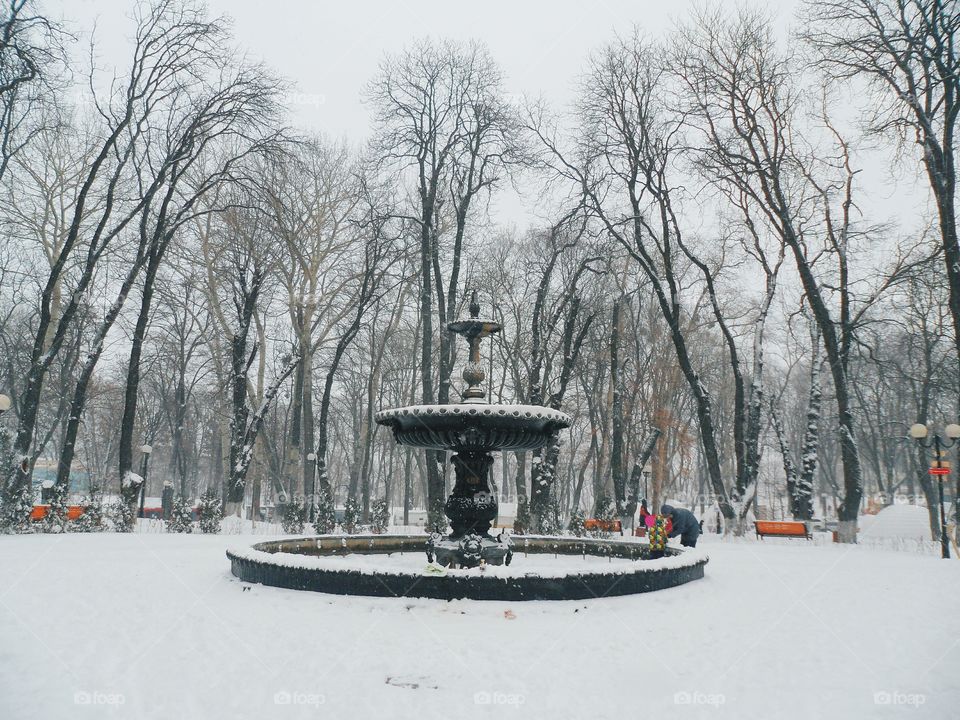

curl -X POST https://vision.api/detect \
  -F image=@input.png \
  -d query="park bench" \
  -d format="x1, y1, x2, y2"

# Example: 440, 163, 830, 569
754, 520, 810, 540
29, 504, 86, 522
583, 518, 623, 535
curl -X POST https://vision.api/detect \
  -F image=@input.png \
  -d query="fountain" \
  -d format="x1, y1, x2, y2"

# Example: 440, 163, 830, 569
226, 292, 708, 601
374, 292, 570, 568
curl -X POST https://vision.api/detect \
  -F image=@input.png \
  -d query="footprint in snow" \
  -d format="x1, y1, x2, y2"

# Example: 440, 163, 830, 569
385, 675, 438, 690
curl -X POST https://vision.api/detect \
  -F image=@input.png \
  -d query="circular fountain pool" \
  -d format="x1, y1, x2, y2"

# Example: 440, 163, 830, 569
227, 534, 708, 601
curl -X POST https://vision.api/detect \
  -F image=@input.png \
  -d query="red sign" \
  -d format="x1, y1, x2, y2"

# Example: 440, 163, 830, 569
929, 467, 950, 476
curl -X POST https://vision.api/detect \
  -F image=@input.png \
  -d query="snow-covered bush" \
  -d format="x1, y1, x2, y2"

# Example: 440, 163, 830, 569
0, 426, 33, 534
106, 498, 137, 532
426, 497, 446, 534
513, 497, 531, 534
166, 496, 194, 533
0, 482, 34, 534
312, 486, 336, 534
41, 481, 69, 534
538, 498, 563, 535
589, 493, 616, 538
197, 490, 222, 534
72, 485, 105, 533
567, 508, 586, 537
280, 498, 304, 534
371, 497, 389, 534
342, 497, 361, 534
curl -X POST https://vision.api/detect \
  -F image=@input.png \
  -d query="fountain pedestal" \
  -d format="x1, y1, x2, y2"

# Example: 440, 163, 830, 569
429, 451, 510, 567
445, 451, 496, 537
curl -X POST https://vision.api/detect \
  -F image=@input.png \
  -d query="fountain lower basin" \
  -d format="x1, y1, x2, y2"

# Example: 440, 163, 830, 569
227, 534, 708, 601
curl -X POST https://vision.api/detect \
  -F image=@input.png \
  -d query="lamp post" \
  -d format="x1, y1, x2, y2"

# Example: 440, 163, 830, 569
306, 452, 316, 522
137, 444, 153, 519
909, 422, 960, 559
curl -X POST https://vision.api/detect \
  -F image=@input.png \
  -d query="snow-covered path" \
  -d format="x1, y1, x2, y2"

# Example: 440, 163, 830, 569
1, 532, 957, 719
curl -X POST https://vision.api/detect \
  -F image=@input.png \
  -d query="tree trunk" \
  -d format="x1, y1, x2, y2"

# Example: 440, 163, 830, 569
118, 249, 163, 491
609, 298, 625, 514
300, 342, 314, 510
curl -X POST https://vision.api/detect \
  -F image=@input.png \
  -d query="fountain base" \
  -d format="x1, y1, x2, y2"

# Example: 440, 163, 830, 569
427, 532, 512, 568
226, 534, 709, 601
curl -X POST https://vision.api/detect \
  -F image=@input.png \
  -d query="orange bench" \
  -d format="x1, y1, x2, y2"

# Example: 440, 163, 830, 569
30, 505, 86, 521
754, 520, 810, 540
583, 518, 623, 535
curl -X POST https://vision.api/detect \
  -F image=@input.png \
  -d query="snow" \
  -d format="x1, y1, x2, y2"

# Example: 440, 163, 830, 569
375, 403, 571, 424
860, 504, 934, 541
1, 533, 958, 719
120, 471, 143, 488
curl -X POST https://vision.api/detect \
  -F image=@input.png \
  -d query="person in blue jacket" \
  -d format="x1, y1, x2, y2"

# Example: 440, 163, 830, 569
660, 504, 700, 548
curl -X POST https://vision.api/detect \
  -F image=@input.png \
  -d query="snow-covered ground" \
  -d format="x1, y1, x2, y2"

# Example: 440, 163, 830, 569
1, 532, 957, 719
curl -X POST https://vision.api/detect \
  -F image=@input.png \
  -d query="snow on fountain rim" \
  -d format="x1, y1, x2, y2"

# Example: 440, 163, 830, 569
374, 403, 572, 425
227, 540, 708, 579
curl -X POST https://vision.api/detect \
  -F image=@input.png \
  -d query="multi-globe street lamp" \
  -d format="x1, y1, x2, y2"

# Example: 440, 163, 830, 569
909, 422, 960, 559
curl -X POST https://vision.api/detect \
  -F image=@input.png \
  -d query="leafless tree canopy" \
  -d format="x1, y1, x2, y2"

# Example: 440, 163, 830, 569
0, 1, 956, 543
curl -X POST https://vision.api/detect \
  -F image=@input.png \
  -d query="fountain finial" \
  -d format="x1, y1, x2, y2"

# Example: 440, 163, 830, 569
448, 291, 502, 403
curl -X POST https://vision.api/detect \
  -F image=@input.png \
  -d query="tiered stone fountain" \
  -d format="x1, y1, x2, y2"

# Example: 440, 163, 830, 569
374, 293, 570, 567
226, 292, 707, 601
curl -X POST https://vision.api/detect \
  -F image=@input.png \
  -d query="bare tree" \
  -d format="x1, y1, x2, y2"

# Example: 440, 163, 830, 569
311, 176, 406, 521
204, 202, 299, 517
262, 138, 366, 514
3, 0, 251, 524
673, 9, 913, 539
528, 34, 740, 524
0, 0, 66, 184
114, 51, 283, 507
367, 38, 519, 529
804, 0, 960, 399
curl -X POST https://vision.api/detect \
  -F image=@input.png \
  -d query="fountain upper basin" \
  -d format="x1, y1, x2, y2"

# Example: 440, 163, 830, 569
374, 403, 572, 452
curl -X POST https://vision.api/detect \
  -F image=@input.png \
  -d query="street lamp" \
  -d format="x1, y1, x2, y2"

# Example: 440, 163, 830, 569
138, 444, 153, 519
909, 422, 960, 559
306, 452, 317, 521
0, 394, 11, 413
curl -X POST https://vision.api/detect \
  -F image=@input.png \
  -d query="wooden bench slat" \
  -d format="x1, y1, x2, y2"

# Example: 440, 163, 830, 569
583, 518, 622, 533
754, 520, 810, 539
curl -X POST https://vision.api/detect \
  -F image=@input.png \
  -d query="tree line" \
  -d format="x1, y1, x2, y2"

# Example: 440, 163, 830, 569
0, 0, 957, 542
